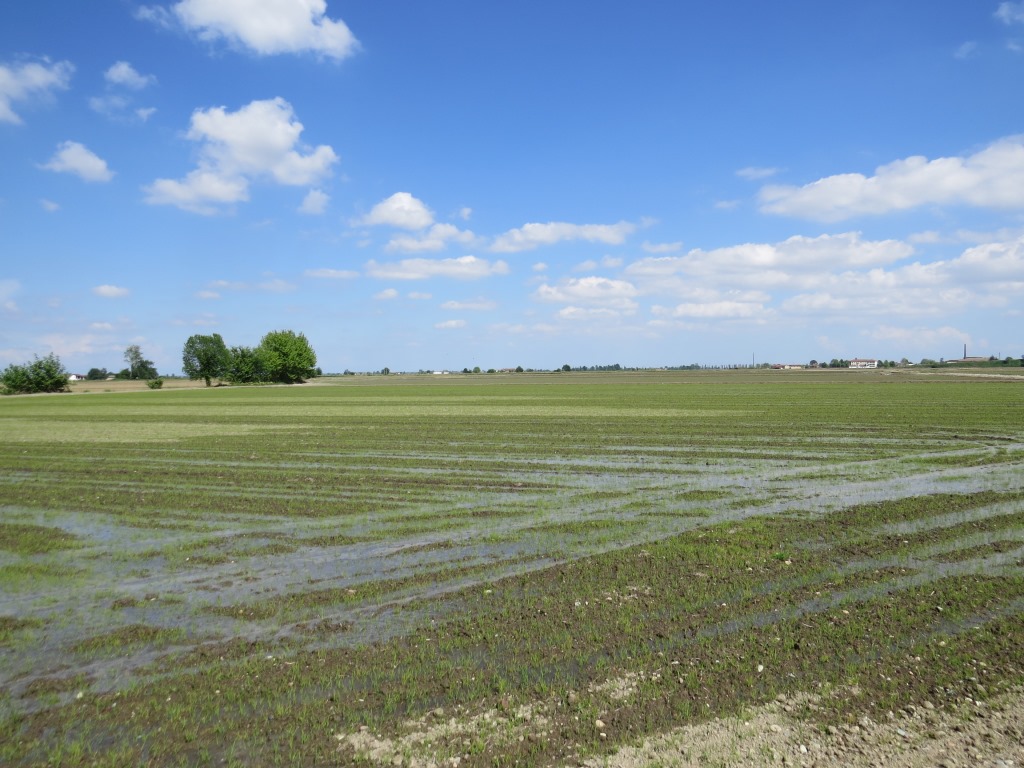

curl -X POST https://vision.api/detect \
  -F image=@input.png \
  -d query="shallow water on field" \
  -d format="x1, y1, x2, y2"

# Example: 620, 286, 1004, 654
0, 425, 1021, 712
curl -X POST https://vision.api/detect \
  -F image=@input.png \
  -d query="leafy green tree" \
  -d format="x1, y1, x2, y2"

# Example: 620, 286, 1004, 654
124, 345, 158, 380
258, 330, 317, 383
181, 333, 230, 386
225, 345, 268, 384
1, 353, 71, 395
86, 367, 108, 380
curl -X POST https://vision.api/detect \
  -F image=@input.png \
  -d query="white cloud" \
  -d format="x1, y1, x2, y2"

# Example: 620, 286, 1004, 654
0, 58, 73, 124
435, 319, 466, 329
0, 279, 20, 312
781, 286, 973, 317
366, 255, 510, 280
652, 301, 767, 319
144, 97, 337, 214
40, 199, 60, 212
946, 235, 1024, 282
299, 188, 329, 214
93, 284, 130, 298
105, 61, 156, 89
736, 166, 779, 180
196, 290, 221, 299
374, 288, 398, 300
534, 276, 639, 312
996, 2, 1024, 24
532, 262, 548, 272
490, 220, 636, 253
92, 99, 157, 123
441, 298, 497, 311
557, 306, 626, 320
954, 41, 978, 60
360, 192, 434, 230
386, 223, 476, 253
759, 135, 1024, 221
869, 324, 971, 346
304, 267, 357, 279
160, 0, 359, 59
206, 276, 296, 293
258, 278, 296, 293
457, 207, 472, 221
642, 240, 683, 254
89, 322, 115, 331
145, 171, 249, 214
408, 292, 432, 300
626, 233, 913, 288
41, 141, 114, 182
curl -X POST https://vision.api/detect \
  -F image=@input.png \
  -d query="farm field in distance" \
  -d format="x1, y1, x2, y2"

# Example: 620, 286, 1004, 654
0, 368, 1022, 766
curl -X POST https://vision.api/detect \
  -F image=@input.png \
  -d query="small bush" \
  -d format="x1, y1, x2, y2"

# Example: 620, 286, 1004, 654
1, 354, 71, 395
146, 378, 164, 389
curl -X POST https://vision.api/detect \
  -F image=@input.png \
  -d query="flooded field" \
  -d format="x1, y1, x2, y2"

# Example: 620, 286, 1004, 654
0, 368, 1021, 766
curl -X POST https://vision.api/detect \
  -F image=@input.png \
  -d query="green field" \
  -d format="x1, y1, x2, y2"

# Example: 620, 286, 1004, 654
0, 369, 1022, 766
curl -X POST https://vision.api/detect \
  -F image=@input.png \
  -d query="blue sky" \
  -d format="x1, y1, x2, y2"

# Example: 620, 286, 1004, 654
2, 1, 1023, 374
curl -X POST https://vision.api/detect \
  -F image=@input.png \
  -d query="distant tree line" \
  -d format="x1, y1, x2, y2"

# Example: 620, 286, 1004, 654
182, 330, 318, 386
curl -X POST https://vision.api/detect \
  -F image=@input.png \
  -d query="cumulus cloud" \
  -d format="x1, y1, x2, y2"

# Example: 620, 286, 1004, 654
945, 235, 1024, 283
386, 223, 476, 253
0, 58, 73, 124
304, 267, 357, 279
365, 255, 509, 281
441, 298, 497, 311
374, 288, 398, 300
759, 135, 1024, 221
534, 276, 639, 313
91, 62, 157, 122
145, 0, 360, 59
954, 41, 978, 60
93, 284, 130, 298
490, 221, 636, 253
642, 240, 683, 254
144, 97, 337, 214
651, 301, 768, 319
89, 95, 129, 117
626, 233, 912, 291
435, 319, 466, 329
869, 324, 971, 346
360, 192, 434, 230
299, 188, 329, 214
557, 307, 626, 320
0, 279, 20, 312
996, 2, 1024, 24
207, 277, 296, 293
40, 141, 114, 182
736, 166, 779, 180
105, 61, 156, 89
